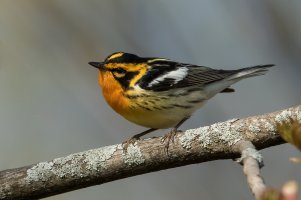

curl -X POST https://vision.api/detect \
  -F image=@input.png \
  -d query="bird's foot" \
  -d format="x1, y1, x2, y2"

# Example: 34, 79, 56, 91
122, 136, 140, 153
162, 128, 182, 153
122, 128, 157, 153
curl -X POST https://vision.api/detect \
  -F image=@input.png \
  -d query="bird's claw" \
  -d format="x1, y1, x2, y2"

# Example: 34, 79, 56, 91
122, 136, 140, 153
162, 129, 181, 153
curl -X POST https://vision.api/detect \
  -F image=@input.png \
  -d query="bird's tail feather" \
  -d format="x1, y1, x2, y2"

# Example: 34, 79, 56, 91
205, 64, 274, 98
227, 64, 274, 81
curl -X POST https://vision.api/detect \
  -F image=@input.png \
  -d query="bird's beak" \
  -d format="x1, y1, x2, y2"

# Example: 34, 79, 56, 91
89, 62, 105, 71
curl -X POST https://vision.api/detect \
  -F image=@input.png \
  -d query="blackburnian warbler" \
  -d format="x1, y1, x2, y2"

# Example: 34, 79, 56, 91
89, 52, 273, 148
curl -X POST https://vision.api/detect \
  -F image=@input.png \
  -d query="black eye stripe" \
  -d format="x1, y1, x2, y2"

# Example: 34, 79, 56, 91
113, 71, 139, 90
111, 67, 127, 74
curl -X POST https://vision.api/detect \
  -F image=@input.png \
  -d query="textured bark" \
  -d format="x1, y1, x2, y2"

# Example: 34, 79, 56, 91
0, 105, 300, 200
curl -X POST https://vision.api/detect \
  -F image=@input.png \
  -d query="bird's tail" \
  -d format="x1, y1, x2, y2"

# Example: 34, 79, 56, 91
205, 64, 274, 98
227, 64, 275, 81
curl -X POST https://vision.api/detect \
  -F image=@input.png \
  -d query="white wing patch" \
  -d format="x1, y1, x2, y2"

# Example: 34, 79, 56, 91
148, 67, 188, 87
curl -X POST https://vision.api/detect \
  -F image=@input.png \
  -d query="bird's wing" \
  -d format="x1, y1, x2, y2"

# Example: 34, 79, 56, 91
138, 61, 237, 92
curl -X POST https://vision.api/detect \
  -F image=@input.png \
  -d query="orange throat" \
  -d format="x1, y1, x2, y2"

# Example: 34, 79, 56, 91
98, 71, 130, 115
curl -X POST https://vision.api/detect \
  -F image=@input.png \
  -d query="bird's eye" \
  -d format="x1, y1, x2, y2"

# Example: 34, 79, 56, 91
114, 67, 126, 74
111, 67, 127, 78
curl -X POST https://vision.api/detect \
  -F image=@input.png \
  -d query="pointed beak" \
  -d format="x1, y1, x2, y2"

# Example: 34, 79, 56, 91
89, 62, 105, 70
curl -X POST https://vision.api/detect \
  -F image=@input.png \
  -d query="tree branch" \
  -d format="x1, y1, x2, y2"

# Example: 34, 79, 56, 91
0, 105, 300, 200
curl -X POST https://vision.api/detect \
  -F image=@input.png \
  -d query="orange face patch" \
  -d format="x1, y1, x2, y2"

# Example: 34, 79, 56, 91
98, 71, 131, 115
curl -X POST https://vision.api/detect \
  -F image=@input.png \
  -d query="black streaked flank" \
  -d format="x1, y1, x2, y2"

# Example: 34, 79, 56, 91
148, 100, 156, 104
136, 103, 153, 111
187, 99, 206, 104
171, 104, 193, 109
152, 106, 162, 110
125, 93, 152, 99
167, 93, 188, 97
125, 94, 138, 99
160, 105, 173, 109
157, 96, 169, 100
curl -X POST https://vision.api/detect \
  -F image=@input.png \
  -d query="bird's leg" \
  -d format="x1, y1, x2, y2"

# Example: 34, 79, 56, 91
122, 128, 157, 151
162, 117, 190, 153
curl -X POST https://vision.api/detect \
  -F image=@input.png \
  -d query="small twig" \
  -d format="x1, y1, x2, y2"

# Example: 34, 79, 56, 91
235, 140, 266, 200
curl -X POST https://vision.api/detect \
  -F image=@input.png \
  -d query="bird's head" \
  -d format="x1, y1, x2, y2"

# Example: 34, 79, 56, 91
89, 52, 151, 92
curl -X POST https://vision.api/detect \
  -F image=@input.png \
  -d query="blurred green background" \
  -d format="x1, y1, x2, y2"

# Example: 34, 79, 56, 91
1, 0, 301, 199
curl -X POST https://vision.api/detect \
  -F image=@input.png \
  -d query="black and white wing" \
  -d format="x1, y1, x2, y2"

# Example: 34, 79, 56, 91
137, 60, 237, 92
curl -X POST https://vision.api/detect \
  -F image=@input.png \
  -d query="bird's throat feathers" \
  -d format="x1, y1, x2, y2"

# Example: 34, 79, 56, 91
98, 71, 130, 114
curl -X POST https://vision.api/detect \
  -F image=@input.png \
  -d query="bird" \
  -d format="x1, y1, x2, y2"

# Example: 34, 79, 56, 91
89, 52, 274, 150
